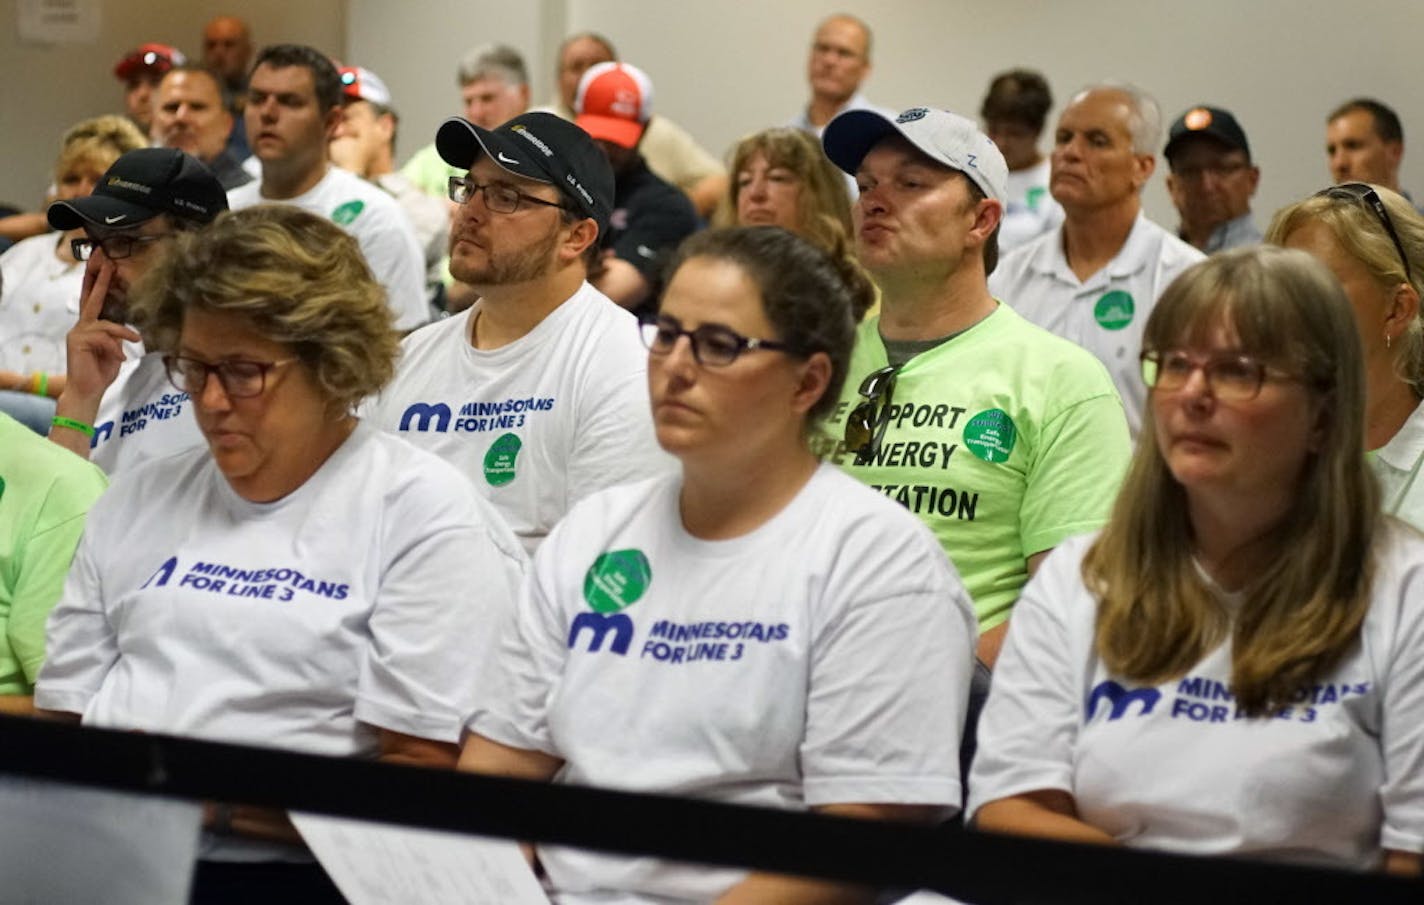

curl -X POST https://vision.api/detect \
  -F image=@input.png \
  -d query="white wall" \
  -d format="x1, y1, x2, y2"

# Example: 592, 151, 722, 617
0, 0, 344, 206
343, 0, 558, 164
560, 0, 1424, 226
6, 1, 1422, 227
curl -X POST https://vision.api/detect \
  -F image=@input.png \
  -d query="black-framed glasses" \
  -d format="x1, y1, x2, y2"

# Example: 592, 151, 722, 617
163, 355, 299, 399
447, 176, 570, 215
638, 313, 793, 368
71, 233, 169, 262
1139, 349, 1297, 402
844, 365, 898, 466
1314, 182, 1414, 284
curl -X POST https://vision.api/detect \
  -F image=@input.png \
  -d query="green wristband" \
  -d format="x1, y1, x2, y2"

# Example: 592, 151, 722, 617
36, 372, 49, 397
51, 416, 96, 438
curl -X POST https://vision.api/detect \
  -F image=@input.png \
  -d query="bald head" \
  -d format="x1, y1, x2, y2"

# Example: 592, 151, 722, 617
202, 16, 252, 87
807, 14, 872, 107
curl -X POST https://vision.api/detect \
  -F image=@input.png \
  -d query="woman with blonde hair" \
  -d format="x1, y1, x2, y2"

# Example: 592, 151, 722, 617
37, 205, 526, 903
0, 115, 146, 429
969, 246, 1424, 875
1269, 183, 1424, 527
725, 127, 874, 320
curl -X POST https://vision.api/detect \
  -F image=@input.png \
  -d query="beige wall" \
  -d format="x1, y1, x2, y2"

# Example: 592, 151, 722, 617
0, 1, 343, 206
560, 0, 1424, 226
5, 1, 1423, 228
343, 0, 557, 165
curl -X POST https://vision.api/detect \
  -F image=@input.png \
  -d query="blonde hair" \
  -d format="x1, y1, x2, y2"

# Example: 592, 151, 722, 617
1084, 246, 1379, 715
724, 128, 870, 318
130, 205, 399, 413
54, 115, 147, 184
1266, 184, 1424, 395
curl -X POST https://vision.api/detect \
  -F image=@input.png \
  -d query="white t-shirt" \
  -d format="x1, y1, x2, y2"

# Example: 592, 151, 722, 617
88, 352, 204, 476
469, 465, 977, 904
0, 232, 83, 375
228, 167, 430, 331
968, 530, 1424, 868
1373, 398, 1424, 532
39, 420, 524, 745
363, 282, 671, 554
999, 159, 1063, 252
988, 213, 1204, 435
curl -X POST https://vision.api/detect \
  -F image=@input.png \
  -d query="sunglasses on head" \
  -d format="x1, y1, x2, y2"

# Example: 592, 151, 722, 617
1313, 182, 1413, 284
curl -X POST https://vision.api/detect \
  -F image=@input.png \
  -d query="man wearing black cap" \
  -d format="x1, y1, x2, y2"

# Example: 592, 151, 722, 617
364, 112, 668, 554
1164, 106, 1261, 253
46, 148, 227, 474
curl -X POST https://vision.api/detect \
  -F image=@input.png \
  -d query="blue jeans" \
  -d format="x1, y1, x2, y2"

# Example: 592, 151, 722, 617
0, 390, 56, 435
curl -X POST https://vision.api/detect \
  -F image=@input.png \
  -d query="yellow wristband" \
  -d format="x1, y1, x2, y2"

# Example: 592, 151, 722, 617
51, 416, 95, 438
34, 372, 49, 397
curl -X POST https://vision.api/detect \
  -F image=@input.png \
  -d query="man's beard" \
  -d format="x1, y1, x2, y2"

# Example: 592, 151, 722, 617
450, 220, 562, 287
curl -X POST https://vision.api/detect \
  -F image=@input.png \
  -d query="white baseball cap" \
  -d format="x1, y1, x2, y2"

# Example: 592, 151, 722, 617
822, 106, 1008, 202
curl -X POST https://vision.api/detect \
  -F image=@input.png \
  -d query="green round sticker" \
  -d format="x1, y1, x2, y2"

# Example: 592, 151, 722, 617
1094, 290, 1135, 331
482, 432, 522, 486
963, 409, 1018, 463
583, 550, 652, 613
331, 200, 366, 225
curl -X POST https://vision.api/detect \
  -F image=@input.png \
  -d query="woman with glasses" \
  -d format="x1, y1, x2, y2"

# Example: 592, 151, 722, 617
461, 226, 977, 903
724, 128, 875, 321
1268, 183, 1424, 528
0, 115, 146, 432
968, 247, 1424, 875
36, 205, 526, 904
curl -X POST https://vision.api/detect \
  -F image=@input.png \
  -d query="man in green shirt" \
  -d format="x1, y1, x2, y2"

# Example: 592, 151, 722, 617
818, 106, 1131, 666
0, 412, 107, 710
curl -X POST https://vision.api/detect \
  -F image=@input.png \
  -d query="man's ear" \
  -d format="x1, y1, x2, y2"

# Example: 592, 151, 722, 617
322, 104, 344, 140
560, 217, 600, 264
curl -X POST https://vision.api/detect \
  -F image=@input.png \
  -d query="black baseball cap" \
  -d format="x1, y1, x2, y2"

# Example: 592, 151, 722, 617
436, 111, 614, 237
1164, 106, 1252, 162
48, 148, 228, 231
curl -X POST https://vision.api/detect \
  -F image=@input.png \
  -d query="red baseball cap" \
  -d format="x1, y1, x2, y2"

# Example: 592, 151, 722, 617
574, 62, 654, 149
114, 43, 186, 81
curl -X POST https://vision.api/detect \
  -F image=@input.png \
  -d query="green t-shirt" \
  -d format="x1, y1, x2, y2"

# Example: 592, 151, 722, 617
0, 413, 107, 693
399, 142, 463, 202
815, 303, 1131, 630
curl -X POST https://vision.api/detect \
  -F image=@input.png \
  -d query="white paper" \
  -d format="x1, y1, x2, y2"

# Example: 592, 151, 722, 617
17, 0, 100, 44
293, 811, 550, 905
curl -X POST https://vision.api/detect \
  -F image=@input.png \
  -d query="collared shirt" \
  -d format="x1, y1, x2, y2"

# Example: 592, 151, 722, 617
789, 92, 895, 200
989, 212, 1205, 435
1179, 211, 1261, 254
1373, 398, 1424, 530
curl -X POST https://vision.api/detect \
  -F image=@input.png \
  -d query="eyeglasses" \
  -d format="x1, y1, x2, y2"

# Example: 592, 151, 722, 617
447, 176, 570, 215
1170, 161, 1250, 183
163, 355, 299, 399
71, 233, 169, 262
1139, 349, 1301, 402
1314, 182, 1414, 284
843, 365, 898, 466
638, 313, 793, 368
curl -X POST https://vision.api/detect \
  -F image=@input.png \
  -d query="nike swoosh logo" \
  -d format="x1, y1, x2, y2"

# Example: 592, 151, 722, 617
497, 152, 519, 165
104, 215, 126, 224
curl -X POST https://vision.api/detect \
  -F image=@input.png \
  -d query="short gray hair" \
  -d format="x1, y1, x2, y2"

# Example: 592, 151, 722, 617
456, 43, 528, 88
1075, 81, 1161, 156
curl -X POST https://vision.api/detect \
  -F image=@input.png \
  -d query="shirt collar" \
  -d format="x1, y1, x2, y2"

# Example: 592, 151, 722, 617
1029, 211, 1155, 287
1376, 398, 1424, 472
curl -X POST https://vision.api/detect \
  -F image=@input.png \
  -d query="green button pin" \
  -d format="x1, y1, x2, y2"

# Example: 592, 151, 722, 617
583, 550, 652, 613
